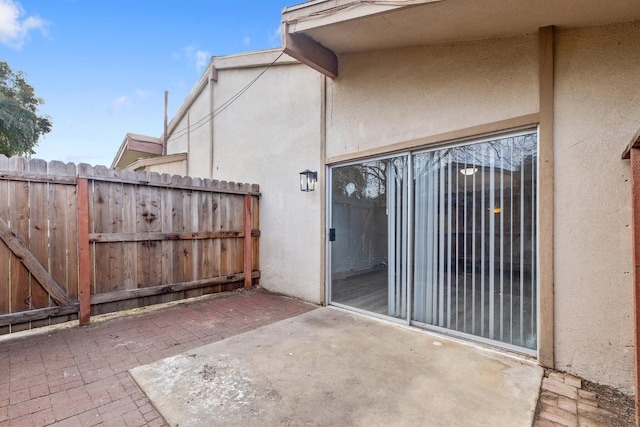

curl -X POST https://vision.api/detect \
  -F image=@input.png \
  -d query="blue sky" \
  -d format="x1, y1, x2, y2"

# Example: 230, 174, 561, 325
0, 0, 293, 166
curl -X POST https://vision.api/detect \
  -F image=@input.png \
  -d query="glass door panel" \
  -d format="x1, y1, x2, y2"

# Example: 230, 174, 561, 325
412, 133, 538, 350
329, 157, 408, 320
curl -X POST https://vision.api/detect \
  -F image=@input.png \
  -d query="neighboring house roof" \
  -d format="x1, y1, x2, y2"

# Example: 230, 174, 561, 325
282, 0, 640, 78
111, 133, 163, 169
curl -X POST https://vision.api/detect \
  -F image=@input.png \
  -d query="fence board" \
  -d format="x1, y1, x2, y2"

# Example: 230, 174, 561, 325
182, 177, 194, 284
0, 304, 80, 327
49, 161, 78, 324
122, 174, 137, 292
90, 272, 258, 305
136, 178, 151, 289
187, 178, 204, 299
200, 191, 215, 295
10, 170, 30, 318
212, 191, 221, 278
29, 159, 51, 323
171, 176, 185, 286
92, 167, 112, 305
108, 169, 124, 295
148, 173, 166, 304
106, 169, 128, 312
219, 182, 230, 277
160, 173, 174, 288
49, 161, 69, 304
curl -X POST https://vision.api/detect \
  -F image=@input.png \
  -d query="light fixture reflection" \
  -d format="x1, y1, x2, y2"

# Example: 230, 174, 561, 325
459, 167, 478, 176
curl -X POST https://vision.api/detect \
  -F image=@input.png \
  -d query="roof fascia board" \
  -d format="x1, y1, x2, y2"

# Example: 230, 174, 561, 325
126, 152, 187, 170
283, 0, 337, 15
283, 0, 441, 32
283, 27, 338, 78
213, 49, 298, 69
126, 133, 161, 143
127, 139, 162, 155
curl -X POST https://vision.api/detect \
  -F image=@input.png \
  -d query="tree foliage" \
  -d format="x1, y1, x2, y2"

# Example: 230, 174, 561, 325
0, 61, 52, 157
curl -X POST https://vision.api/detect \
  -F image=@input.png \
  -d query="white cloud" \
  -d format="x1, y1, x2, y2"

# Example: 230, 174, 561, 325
0, 0, 47, 49
110, 96, 130, 113
135, 89, 152, 99
181, 45, 210, 73
268, 26, 281, 48
195, 50, 209, 71
243, 35, 251, 45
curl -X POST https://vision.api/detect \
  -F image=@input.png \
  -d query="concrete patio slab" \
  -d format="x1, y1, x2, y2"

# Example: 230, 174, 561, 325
130, 307, 543, 426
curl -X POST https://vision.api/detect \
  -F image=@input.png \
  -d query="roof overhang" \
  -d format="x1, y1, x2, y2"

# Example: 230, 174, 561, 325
282, 0, 640, 78
111, 133, 163, 169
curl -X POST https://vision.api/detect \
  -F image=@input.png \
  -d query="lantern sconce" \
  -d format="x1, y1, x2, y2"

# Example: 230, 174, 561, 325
299, 170, 318, 192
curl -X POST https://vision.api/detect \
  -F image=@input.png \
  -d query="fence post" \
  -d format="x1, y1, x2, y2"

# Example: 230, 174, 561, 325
244, 194, 252, 290
77, 178, 91, 325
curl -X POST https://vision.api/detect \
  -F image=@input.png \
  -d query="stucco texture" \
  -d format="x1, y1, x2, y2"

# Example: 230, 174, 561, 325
187, 87, 213, 178
212, 64, 324, 303
165, 82, 213, 178
553, 22, 640, 393
326, 34, 539, 159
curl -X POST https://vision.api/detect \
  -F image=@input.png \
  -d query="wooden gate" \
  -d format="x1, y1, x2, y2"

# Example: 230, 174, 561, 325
0, 156, 260, 334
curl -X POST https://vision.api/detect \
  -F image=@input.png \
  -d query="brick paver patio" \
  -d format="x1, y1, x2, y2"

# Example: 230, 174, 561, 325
2, 288, 633, 427
0, 289, 316, 426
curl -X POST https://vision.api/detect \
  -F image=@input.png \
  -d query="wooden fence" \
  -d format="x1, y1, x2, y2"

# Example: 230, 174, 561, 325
0, 156, 260, 334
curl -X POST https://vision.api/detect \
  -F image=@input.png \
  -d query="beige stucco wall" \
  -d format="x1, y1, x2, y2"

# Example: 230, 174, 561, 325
553, 22, 639, 393
187, 86, 213, 178
165, 82, 213, 178
167, 115, 189, 161
139, 159, 187, 176
208, 63, 323, 303
326, 34, 539, 159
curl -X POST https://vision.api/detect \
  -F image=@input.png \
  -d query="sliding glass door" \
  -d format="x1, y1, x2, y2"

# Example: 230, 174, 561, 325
328, 130, 538, 352
329, 157, 408, 320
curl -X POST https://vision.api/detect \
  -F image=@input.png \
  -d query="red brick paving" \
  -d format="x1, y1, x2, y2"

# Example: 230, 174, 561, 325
0, 289, 317, 426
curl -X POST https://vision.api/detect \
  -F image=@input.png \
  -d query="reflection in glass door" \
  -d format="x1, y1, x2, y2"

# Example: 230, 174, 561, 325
329, 157, 408, 320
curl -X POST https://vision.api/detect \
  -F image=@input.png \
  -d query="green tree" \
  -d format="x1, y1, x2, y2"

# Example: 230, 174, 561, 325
0, 61, 52, 157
